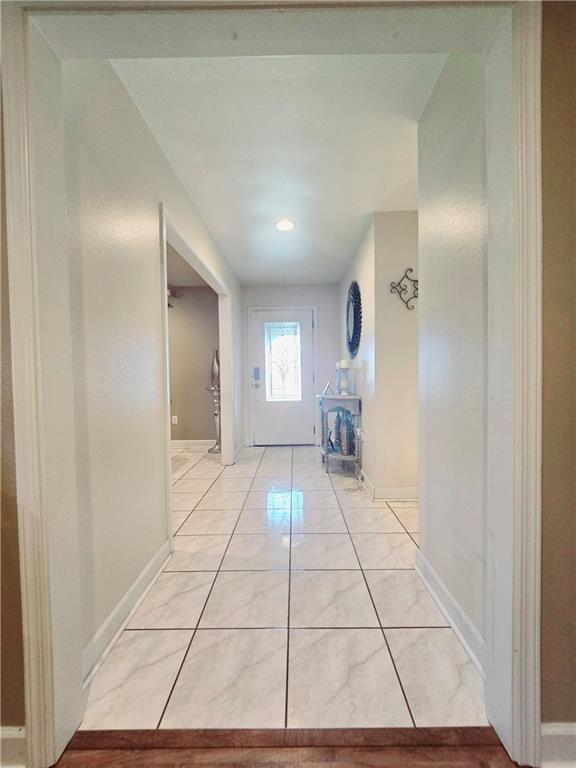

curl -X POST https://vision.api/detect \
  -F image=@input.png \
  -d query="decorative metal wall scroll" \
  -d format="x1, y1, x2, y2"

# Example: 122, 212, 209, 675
390, 268, 418, 310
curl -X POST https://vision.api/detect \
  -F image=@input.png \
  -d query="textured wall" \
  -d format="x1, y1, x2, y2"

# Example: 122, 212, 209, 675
541, 1, 576, 723
169, 286, 219, 441
418, 54, 487, 637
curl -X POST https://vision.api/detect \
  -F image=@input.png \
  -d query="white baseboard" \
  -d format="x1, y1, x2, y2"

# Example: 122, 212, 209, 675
360, 471, 376, 499
171, 439, 216, 451
359, 471, 418, 501
81, 539, 171, 683
541, 722, 576, 767
0, 727, 26, 768
374, 486, 418, 500
415, 551, 486, 677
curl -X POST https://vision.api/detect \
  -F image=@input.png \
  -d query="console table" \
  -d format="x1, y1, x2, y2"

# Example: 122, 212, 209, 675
317, 394, 362, 476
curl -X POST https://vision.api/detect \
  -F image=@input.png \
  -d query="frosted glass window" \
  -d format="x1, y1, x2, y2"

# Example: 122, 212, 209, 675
264, 321, 302, 402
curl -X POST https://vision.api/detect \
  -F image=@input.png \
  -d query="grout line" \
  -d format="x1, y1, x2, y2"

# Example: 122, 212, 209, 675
125, 625, 449, 632
162, 567, 416, 573
284, 446, 294, 729
328, 470, 417, 728
157, 447, 266, 729
172, 465, 226, 536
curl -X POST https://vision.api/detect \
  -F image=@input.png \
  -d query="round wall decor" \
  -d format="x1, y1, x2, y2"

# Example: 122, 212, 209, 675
346, 280, 362, 358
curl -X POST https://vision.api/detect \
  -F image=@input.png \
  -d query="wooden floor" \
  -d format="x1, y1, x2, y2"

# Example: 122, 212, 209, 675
55, 729, 517, 767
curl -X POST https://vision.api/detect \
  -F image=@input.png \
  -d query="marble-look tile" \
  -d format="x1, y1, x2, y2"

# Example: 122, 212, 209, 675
165, 535, 230, 571
291, 533, 359, 570
327, 473, 360, 491
287, 629, 412, 728
171, 462, 199, 483
352, 533, 417, 569
291, 507, 347, 534
342, 508, 405, 534
196, 490, 248, 511
81, 630, 191, 729
182, 464, 223, 479
234, 507, 291, 534
392, 507, 419, 533
221, 534, 290, 570
177, 509, 240, 536
172, 508, 191, 534
290, 571, 378, 628
387, 500, 419, 508
365, 571, 447, 628
171, 477, 214, 494
244, 490, 293, 511
336, 489, 389, 509
127, 572, 215, 629
256, 464, 292, 478
250, 476, 292, 492
291, 490, 338, 510
172, 455, 194, 472
171, 448, 185, 458
292, 474, 333, 491
386, 628, 488, 726
220, 464, 258, 479
160, 629, 287, 728
200, 571, 289, 628
411, 533, 420, 547
210, 477, 254, 492
171, 492, 203, 511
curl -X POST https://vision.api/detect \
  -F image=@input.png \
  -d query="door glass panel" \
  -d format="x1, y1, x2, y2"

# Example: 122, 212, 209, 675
264, 321, 302, 402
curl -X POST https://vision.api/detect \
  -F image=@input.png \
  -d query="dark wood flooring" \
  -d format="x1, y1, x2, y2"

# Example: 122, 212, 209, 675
55, 729, 517, 767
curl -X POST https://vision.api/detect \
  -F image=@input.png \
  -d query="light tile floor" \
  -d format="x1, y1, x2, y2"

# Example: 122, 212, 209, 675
81, 445, 488, 731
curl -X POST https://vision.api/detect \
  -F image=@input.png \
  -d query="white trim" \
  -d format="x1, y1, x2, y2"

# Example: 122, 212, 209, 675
541, 723, 576, 768
360, 471, 375, 500
3, 7, 61, 766
81, 540, 171, 684
162, 210, 236, 466
171, 439, 217, 451
159, 205, 174, 554
416, 551, 486, 678
510, 5, 542, 764
0, 727, 27, 768
374, 486, 418, 500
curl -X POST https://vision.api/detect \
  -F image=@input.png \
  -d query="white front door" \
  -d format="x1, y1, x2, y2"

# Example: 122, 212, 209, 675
249, 308, 315, 445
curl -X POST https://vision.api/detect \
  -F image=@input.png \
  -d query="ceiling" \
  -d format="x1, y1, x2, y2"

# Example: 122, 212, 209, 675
113, 55, 446, 284
167, 243, 210, 288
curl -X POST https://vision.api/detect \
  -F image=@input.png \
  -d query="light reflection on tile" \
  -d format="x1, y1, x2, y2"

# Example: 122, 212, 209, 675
235, 507, 291, 534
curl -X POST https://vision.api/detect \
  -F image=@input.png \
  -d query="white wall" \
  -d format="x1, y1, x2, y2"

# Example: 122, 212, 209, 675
340, 223, 377, 482
62, 59, 243, 654
168, 286, 219, 440
417, 54, 487, 649
340, 213, 418, 497
242, 284, 341, 444
374, 212, 419, 496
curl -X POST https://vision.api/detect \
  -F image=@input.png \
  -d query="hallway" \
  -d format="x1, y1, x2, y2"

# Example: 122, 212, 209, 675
80, 446, 487, 732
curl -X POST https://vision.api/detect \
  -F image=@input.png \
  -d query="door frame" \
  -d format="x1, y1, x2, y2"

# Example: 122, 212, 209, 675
161, 205, 235, 467
246, 305, 318, 447
3, 3, 541, 767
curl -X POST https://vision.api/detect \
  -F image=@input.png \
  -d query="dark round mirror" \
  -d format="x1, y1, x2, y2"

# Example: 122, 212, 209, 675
346, 281, 362, 358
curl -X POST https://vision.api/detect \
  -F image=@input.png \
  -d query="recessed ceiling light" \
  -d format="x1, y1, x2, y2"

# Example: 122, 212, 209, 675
276, 219, 294, 232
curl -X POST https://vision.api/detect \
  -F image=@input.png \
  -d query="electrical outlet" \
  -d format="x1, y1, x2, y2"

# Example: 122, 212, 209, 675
171, 415, 178, 425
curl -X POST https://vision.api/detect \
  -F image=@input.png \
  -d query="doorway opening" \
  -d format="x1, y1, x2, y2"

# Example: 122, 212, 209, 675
3, 4, 541, 767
